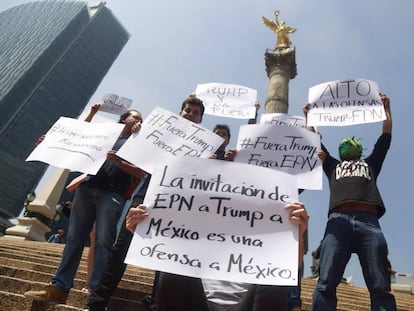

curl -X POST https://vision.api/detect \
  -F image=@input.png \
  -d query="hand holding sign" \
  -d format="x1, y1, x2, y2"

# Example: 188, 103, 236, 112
125, 157, 302, 286
26, 117, 124, 175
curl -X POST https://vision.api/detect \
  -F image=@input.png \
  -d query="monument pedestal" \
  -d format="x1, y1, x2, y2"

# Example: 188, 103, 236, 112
2, 168, 69, 241
4, 217, 51, 241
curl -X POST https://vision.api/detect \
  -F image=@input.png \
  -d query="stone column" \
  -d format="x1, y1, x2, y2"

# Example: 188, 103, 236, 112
264, 47, 297, 114
3, 168, 69, 241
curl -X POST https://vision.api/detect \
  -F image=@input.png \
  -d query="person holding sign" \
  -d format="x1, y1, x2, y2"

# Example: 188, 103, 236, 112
209, 100, 260, 161
304, 94, 396, 311
25, 109, 146, 304
209, 124, 237, 161
83, 96, 206, 311
205, 124, 252, 309
125, 201, 309, 311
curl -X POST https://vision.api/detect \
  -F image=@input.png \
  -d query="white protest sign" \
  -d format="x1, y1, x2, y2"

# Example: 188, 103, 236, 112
116, 106, 224, 174
125, 157, 299, 285
235, 124, 322, 190
195, 82, 257, 119
99, 93, 132, 115
260, 113, 305, 127
26, 117, 124, 175
307, 79, 385, 126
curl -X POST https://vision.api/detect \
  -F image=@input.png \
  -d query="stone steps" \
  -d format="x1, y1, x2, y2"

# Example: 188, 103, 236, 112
301, 278, 414, 311
0, 238, 154, 311
1, 238, 414, 310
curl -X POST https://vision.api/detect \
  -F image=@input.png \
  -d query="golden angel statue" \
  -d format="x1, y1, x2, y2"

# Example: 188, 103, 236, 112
262, 10, 296, 48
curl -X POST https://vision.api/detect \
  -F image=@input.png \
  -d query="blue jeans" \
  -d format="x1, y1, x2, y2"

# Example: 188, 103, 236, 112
51, 184, 124, 293
312, 211, 396, 311
288, 262, 303, 310
87, 175, 151, 311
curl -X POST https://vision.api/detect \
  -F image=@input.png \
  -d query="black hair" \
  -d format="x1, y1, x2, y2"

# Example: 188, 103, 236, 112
213, 124, 231, 140
118, 109, 141, 123
181, 96, 205, 118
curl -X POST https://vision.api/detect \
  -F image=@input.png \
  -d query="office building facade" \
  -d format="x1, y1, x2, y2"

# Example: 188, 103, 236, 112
0, 0, 129, 230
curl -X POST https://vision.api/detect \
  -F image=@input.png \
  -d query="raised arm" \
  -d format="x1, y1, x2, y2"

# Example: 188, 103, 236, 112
302, 103, 316, 132
84, 103, 101, 122
248, 100, 261, 124
380, 93, 392, 134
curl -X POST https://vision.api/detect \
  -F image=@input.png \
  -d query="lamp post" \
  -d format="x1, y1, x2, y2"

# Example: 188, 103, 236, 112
23, 191, 36, 217
3, 168, 70, 241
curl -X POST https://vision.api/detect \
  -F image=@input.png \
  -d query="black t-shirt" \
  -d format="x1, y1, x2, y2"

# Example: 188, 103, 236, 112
322, 133, 391, 218
83, 137, 133, 195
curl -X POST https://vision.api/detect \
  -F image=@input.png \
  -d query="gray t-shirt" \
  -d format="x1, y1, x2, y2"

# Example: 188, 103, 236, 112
202, 278, 249, 306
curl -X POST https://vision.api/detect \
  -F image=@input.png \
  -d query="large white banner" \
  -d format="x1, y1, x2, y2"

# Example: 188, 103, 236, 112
195, 82, 257, 119
116, 106, 224, 174
307, 79, 385, 126
235, 124, 322, 190
125, 157, 300, 286
26, 117, 124, 175
260, 113, 305, 127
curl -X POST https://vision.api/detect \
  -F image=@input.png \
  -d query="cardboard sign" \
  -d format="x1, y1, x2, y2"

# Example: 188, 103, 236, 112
99, 93, 132, 115
195, 83, 257, 119
116, 106, 224, 174
26, 117, 124, 175
307, 79, 385, 126
260, 113, 305, 127
235, 124, 322, 190
125, 157, 300, 285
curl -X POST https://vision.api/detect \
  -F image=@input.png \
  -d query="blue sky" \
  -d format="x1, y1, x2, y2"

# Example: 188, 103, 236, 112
2, 0, 413, 287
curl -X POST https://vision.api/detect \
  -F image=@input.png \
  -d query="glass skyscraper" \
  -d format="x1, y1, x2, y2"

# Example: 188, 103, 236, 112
0, 0, 129, 230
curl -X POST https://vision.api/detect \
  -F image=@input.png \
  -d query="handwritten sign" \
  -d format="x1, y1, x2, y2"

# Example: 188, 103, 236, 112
125, 157, 299, 285
235, 124, 322, 190
307, 79, 385, 126
260, 113, 305, 127
26, 117, 124, 175
195, 82, 257, 119
99, 93, 132, 115
116, 106, 224, 174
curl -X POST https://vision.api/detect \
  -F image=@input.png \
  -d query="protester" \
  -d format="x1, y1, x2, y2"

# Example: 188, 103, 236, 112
125, 200, 309, 311
66, 104, 106, 293
83, 96, 205, 311
211, 121, 304, 311
304, 93, 396, 311
210, 99, 260, 161
209, 124, 237, 161
244, 100, 306, 311
81, 103, 100, 293
47, 229, 65, 244
24, 109, 146, 303
124, 113, 308, 310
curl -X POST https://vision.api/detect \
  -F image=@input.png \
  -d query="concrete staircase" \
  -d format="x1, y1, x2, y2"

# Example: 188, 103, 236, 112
1, 238, 414, 310
300, 278, 414, 311
0, 238, 154, 311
